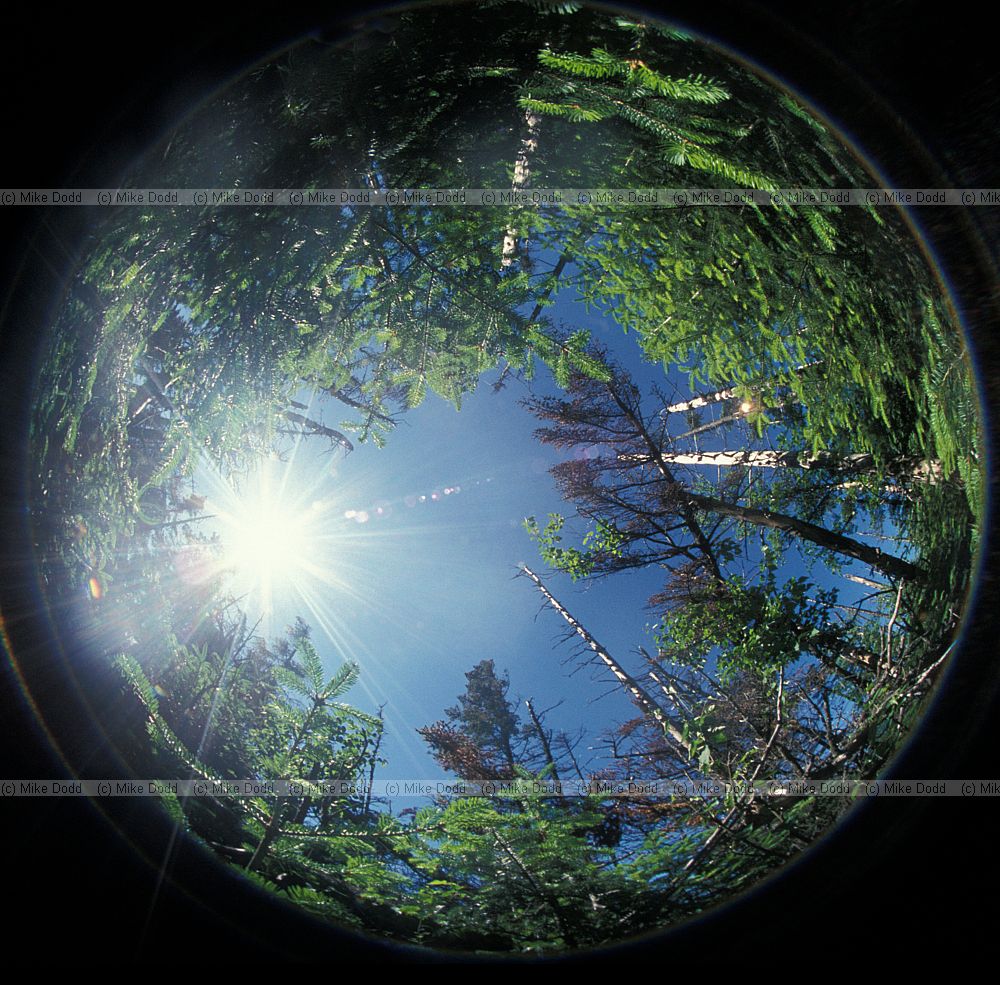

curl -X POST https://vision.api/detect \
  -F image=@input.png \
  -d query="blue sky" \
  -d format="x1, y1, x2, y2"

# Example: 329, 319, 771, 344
198, 282, 692, 787
200, 263, 904, 797
225, 351, 663, 787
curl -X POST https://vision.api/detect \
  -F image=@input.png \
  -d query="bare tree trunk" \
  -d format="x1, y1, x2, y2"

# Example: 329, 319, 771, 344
811, 628, 899, 680
519, 565, 700, 764
606, 387, 726, 583
610, 381, 924, 581
669, 412, 743, 444
621, 448, 945, 484
659, 361, 822, 417
660, 382, 743, 418
682, 489, 925, 583
280, 410, 354, 454
524, 698, 561, 785
842, 572, 890, 591
501, 110, 541, 269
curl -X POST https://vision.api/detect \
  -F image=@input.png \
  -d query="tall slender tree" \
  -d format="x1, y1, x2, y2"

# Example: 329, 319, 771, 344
525, 360, 926, 584
620, 449, 945, 484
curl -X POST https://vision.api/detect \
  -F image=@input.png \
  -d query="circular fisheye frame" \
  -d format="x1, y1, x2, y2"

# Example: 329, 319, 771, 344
1, 0, 996, 963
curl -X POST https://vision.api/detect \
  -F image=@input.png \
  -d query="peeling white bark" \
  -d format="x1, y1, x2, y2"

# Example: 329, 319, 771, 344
501, 110, 541, 269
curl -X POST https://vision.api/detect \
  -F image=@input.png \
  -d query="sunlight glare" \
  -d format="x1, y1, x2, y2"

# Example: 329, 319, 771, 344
214, 460, 320, 616
226, 496, 308, 584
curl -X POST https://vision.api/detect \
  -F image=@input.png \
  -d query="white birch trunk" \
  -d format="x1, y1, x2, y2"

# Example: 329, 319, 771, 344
659, 360, 823, 417
501, 110, 541, 268
619, 448, 945, 484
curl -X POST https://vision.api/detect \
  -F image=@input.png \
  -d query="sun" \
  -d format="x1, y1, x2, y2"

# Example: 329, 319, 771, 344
224, 495, 310, 585
212, 459, 321, 616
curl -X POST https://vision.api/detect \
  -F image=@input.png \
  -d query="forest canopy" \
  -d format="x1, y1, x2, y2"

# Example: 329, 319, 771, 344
20, 0, 982, 955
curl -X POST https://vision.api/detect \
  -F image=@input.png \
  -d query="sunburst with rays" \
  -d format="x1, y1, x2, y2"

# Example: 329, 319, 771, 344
197, 450, 350, 631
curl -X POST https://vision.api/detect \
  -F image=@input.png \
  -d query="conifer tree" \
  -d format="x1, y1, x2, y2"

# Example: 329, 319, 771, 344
525, 360, 926, 584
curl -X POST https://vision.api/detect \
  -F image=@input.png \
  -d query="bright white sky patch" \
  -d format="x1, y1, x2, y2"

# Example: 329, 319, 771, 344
221, 474, 309, 605
204, 452, 341, 623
